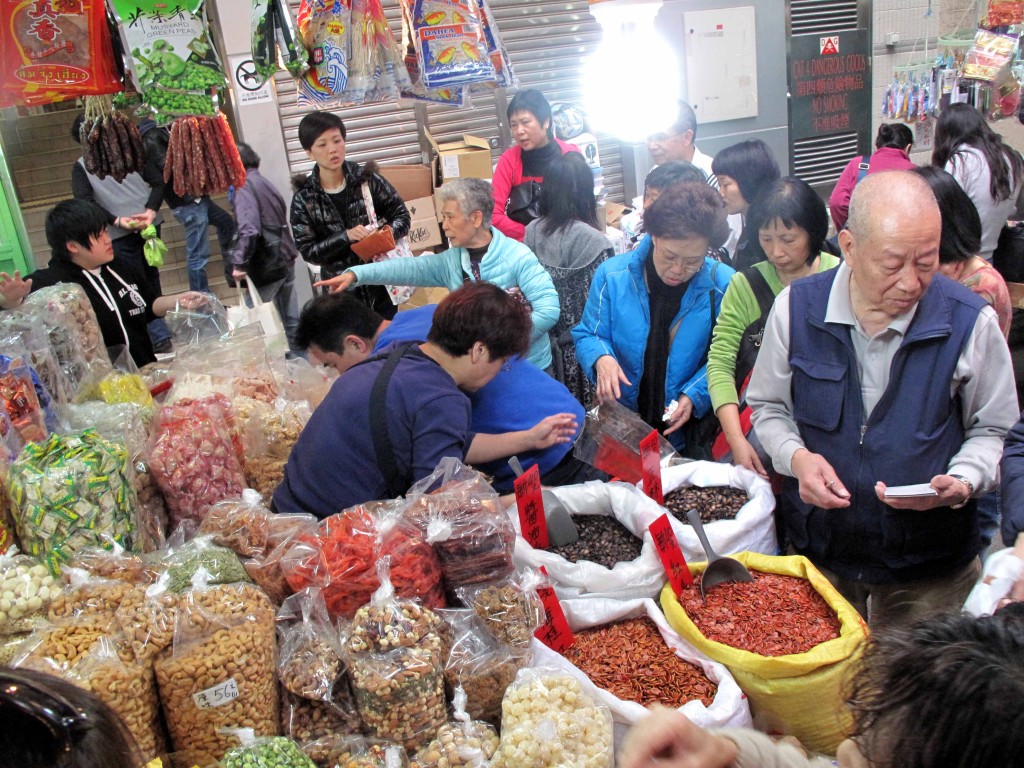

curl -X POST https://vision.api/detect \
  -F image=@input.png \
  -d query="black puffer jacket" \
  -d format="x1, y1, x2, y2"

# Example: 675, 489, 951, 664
290, 161, 411, 319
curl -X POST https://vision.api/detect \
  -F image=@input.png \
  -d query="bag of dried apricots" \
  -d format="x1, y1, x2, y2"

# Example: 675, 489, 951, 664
660, 552, 869, 755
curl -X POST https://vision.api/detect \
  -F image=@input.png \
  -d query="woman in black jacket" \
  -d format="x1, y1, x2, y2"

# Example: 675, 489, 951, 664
290, 112, 411, 319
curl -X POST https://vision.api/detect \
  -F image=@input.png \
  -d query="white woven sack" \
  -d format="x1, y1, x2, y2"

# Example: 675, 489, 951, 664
640, 461, 777, 563
530, 596, 751, 750
509, 480, 667, 600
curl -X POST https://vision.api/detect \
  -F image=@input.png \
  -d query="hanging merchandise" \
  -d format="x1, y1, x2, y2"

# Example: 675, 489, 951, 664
402, 0, 494, 89
986, 1, 1024, 27
958, 29, 1021, 119
108, 0, 226, 121
162, 112, 247, 198
474, 0, 514, 89
962, 30, 1019, 81
0, 0, 122, 107
252, 0, 309, 79
78, 95, 147, 183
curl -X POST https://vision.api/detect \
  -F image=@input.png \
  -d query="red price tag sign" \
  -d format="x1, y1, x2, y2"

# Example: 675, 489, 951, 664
640, 429, 664, 504
514, 463, 548, 549
649, 513, 693, 596
534, 568, 574, 652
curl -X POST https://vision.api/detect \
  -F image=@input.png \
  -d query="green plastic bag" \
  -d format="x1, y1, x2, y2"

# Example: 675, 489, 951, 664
142, 225, 167, 268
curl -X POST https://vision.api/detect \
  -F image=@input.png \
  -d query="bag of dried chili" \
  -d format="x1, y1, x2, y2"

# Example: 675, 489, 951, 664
660, 552, 869, 755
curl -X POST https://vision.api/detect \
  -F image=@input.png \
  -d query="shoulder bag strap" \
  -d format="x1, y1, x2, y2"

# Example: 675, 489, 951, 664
732, 267, 776, 396
361, 182, 379, 228
745, 267, 776, 319
855, 154, 873, 185
368, 341, 417, 498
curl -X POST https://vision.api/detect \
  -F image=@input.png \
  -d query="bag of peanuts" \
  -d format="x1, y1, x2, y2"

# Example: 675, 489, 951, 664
411, 684, 499, 767
509, 481, 669, 600
529, 596, 751, 746
403, 458, 515, 596
198, 490, 275, 558
344, 558, 449, 752
48, 567, 131, 623
455, 570, 544, 651
660, 552, 869, 754
148, 395, 247, 530
234, 397, 310, 501
489, 667, 614, 768
300, 735, 410, 768
115, 581, 181, 663
66, 633, 168, 758
243, 512, 318, 605
153, 581, 279, 759
436, 608, 526, 726
281, 503, 446, 620
643, 461, 777, 563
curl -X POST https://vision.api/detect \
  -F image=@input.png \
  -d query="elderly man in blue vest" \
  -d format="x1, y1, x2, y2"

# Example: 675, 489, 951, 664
747, 170, 1017, 628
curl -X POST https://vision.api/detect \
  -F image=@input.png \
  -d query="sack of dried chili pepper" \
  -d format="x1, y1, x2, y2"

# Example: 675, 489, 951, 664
531, 597, 750, 744
644, 461, 777, 564
510, 481, 668, 601
279, 503, 446, 620
660, 552, 869, 755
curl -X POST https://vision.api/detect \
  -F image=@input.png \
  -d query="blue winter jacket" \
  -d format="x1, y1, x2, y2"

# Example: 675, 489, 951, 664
572, 236, 735, 419
347, 227, 559, 368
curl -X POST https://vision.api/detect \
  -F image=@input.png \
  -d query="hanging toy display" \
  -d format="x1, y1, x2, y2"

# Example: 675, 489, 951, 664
109, 0, 227, 122
251, 0, 310, 79
78, 95, 148, 183
882, 61, 936, 123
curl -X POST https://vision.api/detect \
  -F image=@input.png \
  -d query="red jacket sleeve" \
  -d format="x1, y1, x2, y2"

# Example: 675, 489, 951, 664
828, 156, 862, 232
491, 147, 526, 241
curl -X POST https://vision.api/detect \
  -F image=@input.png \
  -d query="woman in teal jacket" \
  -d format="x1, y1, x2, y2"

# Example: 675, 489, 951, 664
573, 182, 733, 452
315, 178, 559, 369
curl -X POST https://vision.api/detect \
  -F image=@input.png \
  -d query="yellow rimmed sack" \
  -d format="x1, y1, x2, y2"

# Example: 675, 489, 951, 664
660, 552, 869, 754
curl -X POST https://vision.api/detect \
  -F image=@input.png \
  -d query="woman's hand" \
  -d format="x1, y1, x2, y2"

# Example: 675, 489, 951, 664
619, 706, 739, 768
525, 413, 579, 450
0, 271, 31, 309
313, 271, 357, 294
728, 434, 768, 478
347, 225, 372, 242
663, 396, 693, 436
595, 355, 631, 402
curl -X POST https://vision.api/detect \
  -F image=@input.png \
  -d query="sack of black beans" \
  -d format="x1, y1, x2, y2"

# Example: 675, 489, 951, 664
643, 462, 776, 563
508, 481, 668, 600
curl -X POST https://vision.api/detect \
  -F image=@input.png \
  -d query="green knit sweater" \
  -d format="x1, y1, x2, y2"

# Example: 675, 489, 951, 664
707, 253, 841, 411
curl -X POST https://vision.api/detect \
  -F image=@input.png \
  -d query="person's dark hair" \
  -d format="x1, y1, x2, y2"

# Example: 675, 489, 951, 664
847, 611, 1024, 768
643, 181, 730, 248
237, 142, 261, 169
711, 139, 782, 206
45, 199, 110, 263
507, 89, 554, 140
0, 666, 142, 768
538, 152, 599, 234
644, 161, 708, 198
932, 102, 1024, 203
70, 113, 86, 144
428, 282, 531, 359
746, 177, 829, 265
912, 165, 982, 264
670, 102, 699, 141
876, 122, 914, 151
295, 292, 383, 352
297, 111, 347, 151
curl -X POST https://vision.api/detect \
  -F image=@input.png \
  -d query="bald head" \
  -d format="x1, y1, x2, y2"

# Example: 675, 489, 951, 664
846, 171, 940, 241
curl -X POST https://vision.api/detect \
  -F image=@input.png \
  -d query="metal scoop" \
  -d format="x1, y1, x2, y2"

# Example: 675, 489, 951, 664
685, 508, 754, 598
508, 457, 579, 547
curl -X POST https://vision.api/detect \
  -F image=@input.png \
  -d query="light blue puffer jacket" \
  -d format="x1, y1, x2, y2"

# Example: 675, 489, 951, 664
348, 227, 559, 368
572, 235, 735, 419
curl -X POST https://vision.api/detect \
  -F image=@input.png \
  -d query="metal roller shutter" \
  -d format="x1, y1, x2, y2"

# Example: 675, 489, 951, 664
273, 0, 624, 202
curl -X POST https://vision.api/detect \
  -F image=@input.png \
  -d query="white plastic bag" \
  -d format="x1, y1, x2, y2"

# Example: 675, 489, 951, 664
227, 280, 289, 360
529, 596, 750, 750
642, 461, 777, 562
964, 548, 1024, 616
509, 481, 667, 600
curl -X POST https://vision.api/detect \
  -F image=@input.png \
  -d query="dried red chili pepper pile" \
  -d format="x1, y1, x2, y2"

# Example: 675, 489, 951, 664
164, 113, 247, 198
562, 617, 717, 708
680, 571, 841, 656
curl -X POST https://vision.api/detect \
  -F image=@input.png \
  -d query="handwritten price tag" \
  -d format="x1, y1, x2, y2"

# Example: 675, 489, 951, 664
192, 677, 239, 710
534, 567, 574, 652
649, 513, 693, 596
640, 429, 664, 504
514, 464, 548, 548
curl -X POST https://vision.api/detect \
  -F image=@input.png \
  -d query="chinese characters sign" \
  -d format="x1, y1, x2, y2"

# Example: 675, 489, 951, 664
789, 30, 871, 141
649, 513, 692, 596
514, 463, 548, 549
639, 429, 664, 505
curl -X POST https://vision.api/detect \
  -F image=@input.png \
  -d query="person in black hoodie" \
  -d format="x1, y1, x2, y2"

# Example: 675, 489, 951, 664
289, 111, 410, 320
4, 200, 205, 368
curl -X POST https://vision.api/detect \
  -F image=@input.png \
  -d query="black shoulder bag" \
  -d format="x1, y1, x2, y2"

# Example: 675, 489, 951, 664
506, 180, 542, 225
367, 342, 418, 499
247, 223, 290, 286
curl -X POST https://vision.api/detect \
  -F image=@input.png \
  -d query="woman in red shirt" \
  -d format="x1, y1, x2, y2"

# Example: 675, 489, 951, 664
829, 123, 915, 232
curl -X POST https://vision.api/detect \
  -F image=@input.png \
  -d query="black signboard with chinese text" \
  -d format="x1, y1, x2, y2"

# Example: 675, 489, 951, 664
789, 30, 871, 146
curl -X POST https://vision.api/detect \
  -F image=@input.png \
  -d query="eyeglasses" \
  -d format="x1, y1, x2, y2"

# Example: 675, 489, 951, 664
0, 670, 90, 760
647, 131, 683, 144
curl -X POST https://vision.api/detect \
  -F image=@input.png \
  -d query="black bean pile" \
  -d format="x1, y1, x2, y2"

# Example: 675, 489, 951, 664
547, 515, 642, 568
663, 486, 749, 524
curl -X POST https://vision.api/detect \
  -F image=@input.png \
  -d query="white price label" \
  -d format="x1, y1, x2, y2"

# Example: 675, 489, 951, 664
192, 678, 240, 710
441, 155, 461, 179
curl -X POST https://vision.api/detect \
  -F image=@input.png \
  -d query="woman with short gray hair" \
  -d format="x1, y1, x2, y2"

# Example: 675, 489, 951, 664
315, 178, 560, 369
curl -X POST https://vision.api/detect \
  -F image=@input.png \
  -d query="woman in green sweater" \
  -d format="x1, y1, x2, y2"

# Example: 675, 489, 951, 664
707, 177, 840, 476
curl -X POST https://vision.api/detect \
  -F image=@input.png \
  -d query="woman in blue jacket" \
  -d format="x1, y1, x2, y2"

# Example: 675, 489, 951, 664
573, 182, 734, 453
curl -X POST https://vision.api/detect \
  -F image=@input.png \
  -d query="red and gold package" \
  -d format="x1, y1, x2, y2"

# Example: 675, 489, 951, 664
0, 0, 122, 107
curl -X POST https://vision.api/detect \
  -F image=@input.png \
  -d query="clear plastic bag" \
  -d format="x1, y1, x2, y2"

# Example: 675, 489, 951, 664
573, 399, 681, 484
173, 326, 279, 404
115, 581, 180, 663
165, 293, 231, 347
220, 734, 318, 768
281, 503, 445, 621
455, 572, 544, 651
403, 458, 514, 594
279, 689, 361, 747
270, 356, 334, 410
276, 588, 348, 705
300, 735, 409, 768
0, 312, 75, 407
243, 513, 318, 606
47, 567, 130, 623
22, 283, 110, 388
0, 355, 53, 445
0, 551, 61, 634
158, 537, 252, 593
199, 490, 274, 558
235, 398, 310, 501
67, 543, 159, 585
63, 400, 154, 455
411, 685, 499, 767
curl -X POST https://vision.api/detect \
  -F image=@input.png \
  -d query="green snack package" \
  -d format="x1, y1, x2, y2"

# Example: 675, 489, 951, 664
142, 225, 167, 268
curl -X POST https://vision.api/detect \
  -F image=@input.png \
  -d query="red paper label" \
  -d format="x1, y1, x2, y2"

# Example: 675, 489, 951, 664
649, 513, 693, 595
534, 568, 574, 652
514, 463, 548, 548
640, 429, 664, 504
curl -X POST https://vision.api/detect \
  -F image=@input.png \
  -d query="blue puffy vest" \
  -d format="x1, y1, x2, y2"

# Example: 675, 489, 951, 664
781, 269, 986, 584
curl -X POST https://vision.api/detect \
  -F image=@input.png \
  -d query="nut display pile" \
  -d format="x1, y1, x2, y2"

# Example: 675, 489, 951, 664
663, 486, 750, 524
412, 721, 499, 767
547, 515, 642, 568
459, 582, 542, 650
